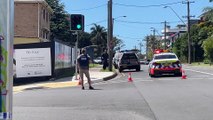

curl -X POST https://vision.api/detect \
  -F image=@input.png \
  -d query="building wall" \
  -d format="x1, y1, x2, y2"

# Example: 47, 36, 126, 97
14, 3, 38, 39
39, 4, 51, 41
14, 1, 52, 44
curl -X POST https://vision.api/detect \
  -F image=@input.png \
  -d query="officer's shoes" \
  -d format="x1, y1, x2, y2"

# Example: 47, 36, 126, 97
89, 86, 94, 90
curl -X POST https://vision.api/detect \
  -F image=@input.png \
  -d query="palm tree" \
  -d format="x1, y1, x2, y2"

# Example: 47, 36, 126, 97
90, 24, 107, 56
112, 37, 125, 51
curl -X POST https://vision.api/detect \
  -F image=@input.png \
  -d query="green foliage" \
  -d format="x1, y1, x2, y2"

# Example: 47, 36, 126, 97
90, 24, 107, 56
45, 0, 74, 44
203, 59, 211, 64
113, 37, 125, 51
78, 32, 92, 48
172, 33, 188, 62
202, 37, 213, 62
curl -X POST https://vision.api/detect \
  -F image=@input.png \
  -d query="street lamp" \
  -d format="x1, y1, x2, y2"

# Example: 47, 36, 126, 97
112, 16, 127, 35
163, 6, 186, 25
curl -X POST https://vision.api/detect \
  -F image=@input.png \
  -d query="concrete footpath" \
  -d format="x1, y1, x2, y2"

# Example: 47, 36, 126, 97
13, 66, 117, 93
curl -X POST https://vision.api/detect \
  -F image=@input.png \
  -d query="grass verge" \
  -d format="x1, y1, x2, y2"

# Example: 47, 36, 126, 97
191, 62, 213, 67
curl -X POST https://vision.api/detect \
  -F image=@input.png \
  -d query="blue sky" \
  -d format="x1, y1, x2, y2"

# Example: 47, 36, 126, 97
60, 0, 212, 51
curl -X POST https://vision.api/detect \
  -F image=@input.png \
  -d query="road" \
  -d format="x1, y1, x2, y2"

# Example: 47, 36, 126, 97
13, 64, 213, 120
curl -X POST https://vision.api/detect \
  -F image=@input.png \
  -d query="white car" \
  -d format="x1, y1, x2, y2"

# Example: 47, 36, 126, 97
93, 57, 102, 64
148, 52, 182, 77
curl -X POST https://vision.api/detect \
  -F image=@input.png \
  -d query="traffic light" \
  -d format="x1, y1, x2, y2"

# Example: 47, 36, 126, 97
70, 14, 84, 31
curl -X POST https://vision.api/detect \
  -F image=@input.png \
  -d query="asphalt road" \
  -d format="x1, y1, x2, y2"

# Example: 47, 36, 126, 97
13, 64, 213, 120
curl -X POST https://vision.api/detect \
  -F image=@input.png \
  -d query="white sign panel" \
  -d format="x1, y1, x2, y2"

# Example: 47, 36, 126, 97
15, 48, 52, 78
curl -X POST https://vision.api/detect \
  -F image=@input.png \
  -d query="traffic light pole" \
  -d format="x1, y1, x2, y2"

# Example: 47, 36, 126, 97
75, 31, 79, 80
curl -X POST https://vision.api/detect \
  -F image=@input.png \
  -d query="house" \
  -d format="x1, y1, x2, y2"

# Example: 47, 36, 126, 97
14, 0, 53, 44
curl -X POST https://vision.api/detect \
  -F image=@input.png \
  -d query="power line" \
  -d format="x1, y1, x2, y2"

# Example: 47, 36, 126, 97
114, 1, 182, 8
116, 35, 143, 40
115, 20, 185, 24
70, 4, 106, 11
115, 20, 162, 24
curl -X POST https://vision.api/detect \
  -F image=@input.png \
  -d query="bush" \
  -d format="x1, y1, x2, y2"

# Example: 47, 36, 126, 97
203, 59, 211, 64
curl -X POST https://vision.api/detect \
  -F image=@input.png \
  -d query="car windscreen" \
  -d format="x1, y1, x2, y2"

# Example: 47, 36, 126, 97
122, 53, 137, 60
154, 54, 177, 60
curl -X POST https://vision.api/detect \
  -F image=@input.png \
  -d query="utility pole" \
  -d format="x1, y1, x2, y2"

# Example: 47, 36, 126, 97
146, 36, 149, 59
74, 32, 79, 80
187, 0, 191, 64
0, 0, 14, 119
183, 0, 194, 64
107, 0, 113, 71
151, 28, 156, 49
163, 21, 168, 50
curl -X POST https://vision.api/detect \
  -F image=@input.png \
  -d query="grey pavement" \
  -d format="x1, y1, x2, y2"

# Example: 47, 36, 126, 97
13, 65, 117, 93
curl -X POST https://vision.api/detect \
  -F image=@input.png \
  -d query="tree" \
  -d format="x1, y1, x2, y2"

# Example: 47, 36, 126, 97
112, 37, 125, 51
90, 24, 107, 56
202, 37, 213, 62
78, 32, 92, 48
45, 0, 74, 44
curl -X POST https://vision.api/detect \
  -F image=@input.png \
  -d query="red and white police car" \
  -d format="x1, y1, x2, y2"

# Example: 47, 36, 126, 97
148, 49, 182, 77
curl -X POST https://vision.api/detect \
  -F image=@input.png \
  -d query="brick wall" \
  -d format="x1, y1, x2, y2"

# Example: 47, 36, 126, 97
14, 2, 51, 44
15, 3, 38, 38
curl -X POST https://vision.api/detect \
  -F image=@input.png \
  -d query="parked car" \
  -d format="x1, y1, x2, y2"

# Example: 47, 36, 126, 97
113, 51, 122, 69
117, 52, 141, 72
148, 52, 182, 77
140, 59, 150, 65
93, 57, 102, 64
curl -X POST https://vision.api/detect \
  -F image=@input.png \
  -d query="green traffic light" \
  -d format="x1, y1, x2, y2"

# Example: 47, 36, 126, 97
77, 24, 82, 29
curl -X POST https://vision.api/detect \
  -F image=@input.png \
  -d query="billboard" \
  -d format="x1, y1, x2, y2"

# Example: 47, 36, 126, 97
14, 48, 52, 78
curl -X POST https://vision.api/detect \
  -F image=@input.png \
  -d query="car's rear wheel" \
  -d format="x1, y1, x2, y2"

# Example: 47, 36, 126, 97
175, 72, 182, 77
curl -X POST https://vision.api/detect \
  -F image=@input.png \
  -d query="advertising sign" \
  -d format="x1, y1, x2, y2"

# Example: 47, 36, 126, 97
15, 48, 52, 78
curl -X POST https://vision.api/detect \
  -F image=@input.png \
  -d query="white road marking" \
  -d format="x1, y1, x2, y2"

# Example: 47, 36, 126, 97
185, 68, 213, 76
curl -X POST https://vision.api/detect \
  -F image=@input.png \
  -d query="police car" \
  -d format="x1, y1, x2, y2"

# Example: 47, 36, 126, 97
148, 50, 182, 77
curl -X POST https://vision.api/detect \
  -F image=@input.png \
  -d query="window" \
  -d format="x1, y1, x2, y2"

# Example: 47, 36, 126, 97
154, 55, 177, 60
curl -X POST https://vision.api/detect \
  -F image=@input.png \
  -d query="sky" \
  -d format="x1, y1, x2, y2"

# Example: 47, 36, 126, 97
60, 0, 212, 51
